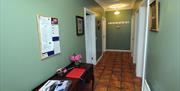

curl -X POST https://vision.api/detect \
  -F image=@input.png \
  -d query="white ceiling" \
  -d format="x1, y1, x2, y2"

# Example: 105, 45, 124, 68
95, 0, 136, 11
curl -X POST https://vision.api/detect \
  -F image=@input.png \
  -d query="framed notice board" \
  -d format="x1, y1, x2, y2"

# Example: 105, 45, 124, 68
37, 15, 61, 59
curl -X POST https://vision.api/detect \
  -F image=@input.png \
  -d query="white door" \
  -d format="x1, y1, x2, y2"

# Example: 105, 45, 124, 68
84, 8, 96, 65
133, 12, 139, 64
134, 7, 146, 77
102, 17, 106, 52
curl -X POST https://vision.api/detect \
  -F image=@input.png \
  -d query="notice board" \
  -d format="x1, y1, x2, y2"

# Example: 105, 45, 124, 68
37, 15, 61, 59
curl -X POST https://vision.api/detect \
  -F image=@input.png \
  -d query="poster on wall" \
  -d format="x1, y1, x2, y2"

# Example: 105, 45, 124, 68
37, 15, 61, 59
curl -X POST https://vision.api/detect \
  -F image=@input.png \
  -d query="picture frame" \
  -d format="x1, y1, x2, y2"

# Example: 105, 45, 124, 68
149, 0, 160, 32
97, 20, 101, 30
76, 16, 84, 36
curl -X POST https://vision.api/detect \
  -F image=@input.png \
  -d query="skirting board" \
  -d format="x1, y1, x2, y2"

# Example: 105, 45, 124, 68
95, 53, 103, 65
106, 49, 131, 52
143, 80, 151, 91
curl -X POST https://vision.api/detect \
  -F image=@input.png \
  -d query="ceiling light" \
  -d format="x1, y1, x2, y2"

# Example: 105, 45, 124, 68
114, 10, 120, 15
109, 4, 128, 9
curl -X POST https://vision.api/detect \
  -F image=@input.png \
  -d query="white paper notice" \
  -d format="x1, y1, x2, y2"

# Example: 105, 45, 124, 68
39, 16, 54, 53
52, 25, 60, 37
54, 41, 61, 54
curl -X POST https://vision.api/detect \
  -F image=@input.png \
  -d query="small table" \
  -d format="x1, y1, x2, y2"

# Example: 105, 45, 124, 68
32, 63, 94, 91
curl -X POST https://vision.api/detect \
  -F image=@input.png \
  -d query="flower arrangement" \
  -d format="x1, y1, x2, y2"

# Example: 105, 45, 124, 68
69, 54, 82, 66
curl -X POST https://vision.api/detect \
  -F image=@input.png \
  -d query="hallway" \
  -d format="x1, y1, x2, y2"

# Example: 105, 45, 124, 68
94, 52, 142, 91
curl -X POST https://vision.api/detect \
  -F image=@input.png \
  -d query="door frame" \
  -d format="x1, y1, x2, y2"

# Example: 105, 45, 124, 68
102, 17, 106, 52
84, 8, 96, 65
130, 14, 135, 58
141, 0, 150, 91
132, 11, 139, 64
132, 0, 151, 91
132, 0, 150, 85
136, 6, 147, 78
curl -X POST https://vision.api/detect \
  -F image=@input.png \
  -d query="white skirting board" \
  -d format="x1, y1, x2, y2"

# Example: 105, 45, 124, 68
143, 80, 151, 91
106, 49, 131, 52
95, 53, 103, 65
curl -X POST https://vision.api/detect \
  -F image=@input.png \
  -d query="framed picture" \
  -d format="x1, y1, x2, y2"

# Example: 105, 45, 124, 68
76, 16, 84, 36
97, 20, 101, 30
149, 0, 160, 32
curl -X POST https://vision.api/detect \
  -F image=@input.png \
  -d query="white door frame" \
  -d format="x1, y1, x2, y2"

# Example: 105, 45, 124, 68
84, 8, 96, 65
133, 11, 139, 64
130, 15, 135, 58
136, 6, 147, 78
132, 0, 151, 91
141, 0, 150, 91
102, 17, 106, 52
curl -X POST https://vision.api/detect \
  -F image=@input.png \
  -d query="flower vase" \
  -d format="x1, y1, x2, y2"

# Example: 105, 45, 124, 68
74, 61, 81, 67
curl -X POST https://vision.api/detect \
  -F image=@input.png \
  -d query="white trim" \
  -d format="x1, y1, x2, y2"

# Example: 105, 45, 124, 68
133, 11, 139, 65
143, 80, 151, 91
142, 0, 150, 90
135, 6, 146, 78
131, 14, 135, 59
96, 53, 103, 65
102, 17, 106, 52
84, 8, 97, 65
106, 49, 131, 52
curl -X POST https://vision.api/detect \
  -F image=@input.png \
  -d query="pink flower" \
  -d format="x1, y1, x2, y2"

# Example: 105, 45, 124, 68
69, 54, 82, 62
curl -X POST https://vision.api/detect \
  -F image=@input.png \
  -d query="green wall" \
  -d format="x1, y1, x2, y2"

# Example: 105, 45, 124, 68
0, 0, 103, 91
146, 0, 180, 91
0, 0, 3, 90
106, 10, 132, 50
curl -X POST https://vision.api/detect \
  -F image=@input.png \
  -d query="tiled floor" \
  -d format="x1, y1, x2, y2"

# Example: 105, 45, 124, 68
94, 51, 142, 91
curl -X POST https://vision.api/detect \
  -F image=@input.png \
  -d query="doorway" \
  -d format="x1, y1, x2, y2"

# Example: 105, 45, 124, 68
132, 3, 147, 78
84, 8, 96, 65
131, 0, 151, 91
102, 17, 106, 52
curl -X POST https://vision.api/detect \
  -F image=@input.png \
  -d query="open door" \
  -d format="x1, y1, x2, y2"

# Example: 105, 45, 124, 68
84, 8, 96, 65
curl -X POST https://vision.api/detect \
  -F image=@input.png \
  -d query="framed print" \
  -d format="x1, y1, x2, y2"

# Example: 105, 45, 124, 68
97, 20, 101, 30
76, 16, 84, 36
149, 0, 160, 32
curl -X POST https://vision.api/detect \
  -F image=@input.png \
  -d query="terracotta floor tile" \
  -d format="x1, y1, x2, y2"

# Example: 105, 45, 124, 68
122, 77, 134, 82
101, 75, 111, 79
107, 86, 122, 91
103, 70, 112, 74
112, 72, 121, 76
122, 69, 135, 73
102, 72, 111, 76
123, 88, 135, 91
122, 72, 134, 78
111, 74, 121, 81
95, 84, 108, 91
109, 80, 121, 88
113, 68, 121, 72
121, 82, 134, 90
98, 79, 109, 84
93, 52, 141, 91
